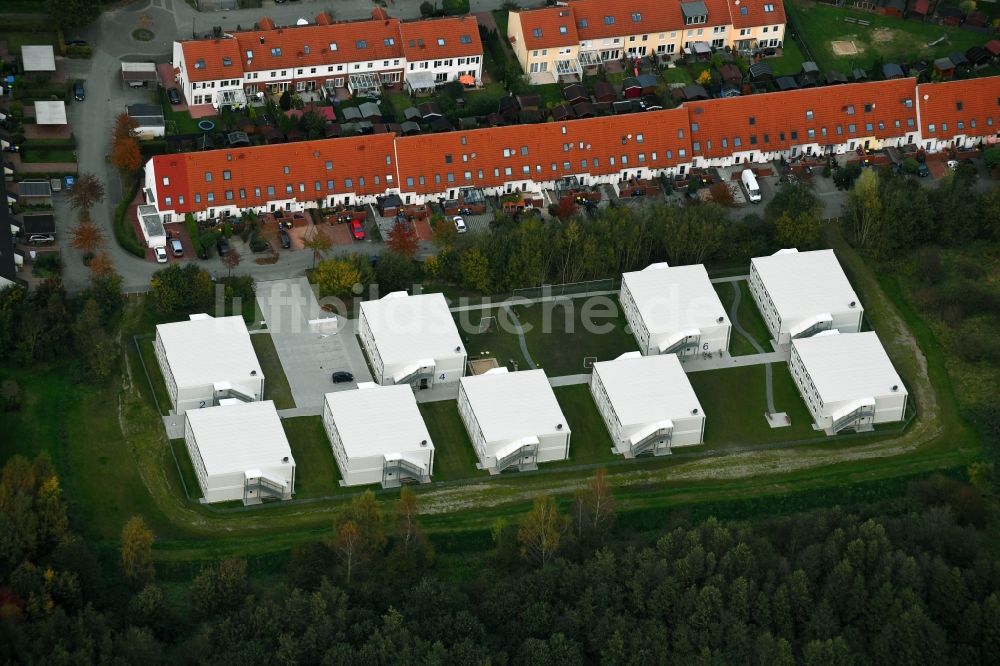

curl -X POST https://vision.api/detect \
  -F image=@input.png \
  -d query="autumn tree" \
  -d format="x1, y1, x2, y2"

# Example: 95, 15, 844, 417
220, 247, 241, 276
121, 515, 155, 588
459, 246, 491, 293
572, 468, 617, 541
112, 112, 139, 143
388, 486, 434, 572
329, 490, 386, 583
846, 167, 881, 248
554, 197, 578, 220
302, 227, 333, 269
431, 214, 458, 250
387, 220, 420, 259
111, 134, 143, 176
189, 557, 248, 619
87, 251, 116, 279
67, 173, 105, 213
774, 211, 823, 251
313, 257, 361, 298
518, 495, 569, 567
74, 298, 116, 381
70, 214, 105, 254
709, 181, 736, 207
334, 521, 361, 584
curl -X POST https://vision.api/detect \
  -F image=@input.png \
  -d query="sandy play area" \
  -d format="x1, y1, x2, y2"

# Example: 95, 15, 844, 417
831, 40, 861, 56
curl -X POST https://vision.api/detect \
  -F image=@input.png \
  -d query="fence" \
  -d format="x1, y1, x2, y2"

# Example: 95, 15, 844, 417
511, 278, 617, 300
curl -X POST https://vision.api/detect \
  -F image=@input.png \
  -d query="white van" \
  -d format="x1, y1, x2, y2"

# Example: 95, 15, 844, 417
741, 169, 762, 203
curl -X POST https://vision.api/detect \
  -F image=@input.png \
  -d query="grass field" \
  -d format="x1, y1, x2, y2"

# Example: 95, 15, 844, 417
22, 149, 76, 164
456, 307, 530, 371
663, 66, 693, 85
280, 417, 344, 498
136, 336, 171, 415
788, 1, 988, 74
419, 401, 480, 480
250, 334, 295, 410
169, 439, 202, 501
715, 281, 758, 356
157, 87, 217, 135
514, 298, 639, 375
0, 30, 58, 52
552, 385, 618, 465
769, 34, 808, 77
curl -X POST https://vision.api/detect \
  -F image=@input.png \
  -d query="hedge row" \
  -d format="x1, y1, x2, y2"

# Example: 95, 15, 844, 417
114, 182, 145, 258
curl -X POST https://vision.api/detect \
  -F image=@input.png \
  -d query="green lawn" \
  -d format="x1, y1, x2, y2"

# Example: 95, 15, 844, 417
136, 336, 171, 415
168, 439, 203, 501
663, 66, 693, 85
157, 87, 217, 135
788, 1, 989, 74
0, 30, 58, 51
456, 307, 530, 372
492, 10, 509, 38
552, 385, 618, 465
281, 417, 344, 498
514, 298, 639, 375
419, 401, 481, 480
688, 365, 823, 448
736, 281, 772, 348
384, 91, 413, 123
250, 334, 295, 410
769, 34, 807, 77
714, 282, 757, 356
22, 149, 75, 164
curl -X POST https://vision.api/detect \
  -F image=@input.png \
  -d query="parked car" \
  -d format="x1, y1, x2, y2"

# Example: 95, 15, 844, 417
217, 237, 231, 256
349, 219, 365, 241
154, 246, 168, 263
331, 371, 354, 383
279, 228, 291, 249
167, 87, 181, 105
72, 82, 85, 101
454, 216, 467, 233
27, 234, 54, 245
917, 163, 930, 177
65, 39, 88, 47
170, 238, 183, 256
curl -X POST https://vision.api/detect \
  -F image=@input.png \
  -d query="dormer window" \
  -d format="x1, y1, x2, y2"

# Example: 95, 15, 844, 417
270, 47, 281, 57
764, 3, 775, 11
681, 1, 708, 24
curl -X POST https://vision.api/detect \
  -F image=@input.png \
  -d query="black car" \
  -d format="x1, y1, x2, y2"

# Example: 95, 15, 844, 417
73, 82, 85, 101
217, 237, 231, 256
66, 39, 88, 47
279, 228, 291, 249
167, 87, 181, 105
331, 371, 354, 383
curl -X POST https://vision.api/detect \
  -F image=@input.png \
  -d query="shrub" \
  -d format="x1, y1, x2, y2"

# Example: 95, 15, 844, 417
833, 163, 863, 190
33, 252, 62, 277
902, 157, 919, 175
185, 213, 204, 258
113, 182, 145, 258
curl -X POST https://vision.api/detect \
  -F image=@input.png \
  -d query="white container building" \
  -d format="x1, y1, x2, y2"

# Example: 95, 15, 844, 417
789, 331, 907, 435
322, 383, 435, 487
358, 291, 466, 389
590, 352, 705, 457
183, 400, 295, 505
619, 263, 731, 356
154, 314, 263, 414
458, 368, 570, 474
749, 249, 863, 345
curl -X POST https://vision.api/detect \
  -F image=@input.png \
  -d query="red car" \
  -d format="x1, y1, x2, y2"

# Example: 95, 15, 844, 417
349, 219, 365, 241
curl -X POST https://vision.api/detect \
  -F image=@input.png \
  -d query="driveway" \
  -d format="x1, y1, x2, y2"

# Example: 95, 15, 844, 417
255, 277, 372, 415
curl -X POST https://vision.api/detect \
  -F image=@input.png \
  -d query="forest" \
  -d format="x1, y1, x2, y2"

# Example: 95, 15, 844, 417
1, 452, 998, 665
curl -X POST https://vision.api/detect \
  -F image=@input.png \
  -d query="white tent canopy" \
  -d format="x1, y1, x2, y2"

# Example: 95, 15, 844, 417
22, 45, 55, 72
33, 101, 67, 125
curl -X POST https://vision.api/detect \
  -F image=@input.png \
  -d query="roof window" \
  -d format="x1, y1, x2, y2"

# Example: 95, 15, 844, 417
604, 16, 616, 25
533, 28, 542, 38
270, 47, 281, 57
437, 38, 445, 46
460, 34, 472, 44
194, 59, 205, 69
222, 57, 231, 66
632, 12, 642, 22
356, 40, 367, 49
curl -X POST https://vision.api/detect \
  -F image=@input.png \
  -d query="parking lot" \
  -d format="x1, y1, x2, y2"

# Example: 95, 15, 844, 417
255, 277, 373, 416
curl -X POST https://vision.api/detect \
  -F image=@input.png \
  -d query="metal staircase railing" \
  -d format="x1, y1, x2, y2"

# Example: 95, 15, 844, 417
629, 427, 672, 458
662, 337, 700, 355
215, 387, 255, 403
832, 405, 875, 433
496, 442, 537, 473
393, 366, 433, 386
244, 474, 290, 503
792, 319, 832, 340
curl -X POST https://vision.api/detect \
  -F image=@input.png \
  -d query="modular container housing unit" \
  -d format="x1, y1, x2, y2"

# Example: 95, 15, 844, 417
590, 352, 705, 458
322, 383, 435, 487
458, 368, 570, 474
789, 331, 907, 435
620, 263, 731, 357
183, 400, 295, 505
358, 291, 466, 389
748, 249, 863, 345
154, 314, 264, 414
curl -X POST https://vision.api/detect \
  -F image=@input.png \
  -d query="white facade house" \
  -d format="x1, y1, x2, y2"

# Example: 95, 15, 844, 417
137, 204, 166, 249
789, 331, 907, 435
154, 314, 264, 414
457, 368, 570, 474
322, 383, 434, 487
183, 400, 295, 505
748, 249, 863, 345
620, 263, 730, 357
358, 292, 466, 389
590, 352, 705, 457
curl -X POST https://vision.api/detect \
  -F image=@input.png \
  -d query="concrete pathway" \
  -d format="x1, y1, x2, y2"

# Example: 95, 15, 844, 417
679, 350, 788, 374
710, 274, 750, 284
549, 374, 590, 387
506, 306, 538, 370
255, 278, 372, 416
162, 414, 184, 440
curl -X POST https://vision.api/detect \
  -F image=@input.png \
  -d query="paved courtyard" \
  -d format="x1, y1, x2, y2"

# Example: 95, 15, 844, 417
255, 277, 372, 416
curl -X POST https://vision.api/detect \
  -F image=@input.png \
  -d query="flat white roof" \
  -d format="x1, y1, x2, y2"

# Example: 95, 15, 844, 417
325, 384, 433, 458
156, 315, 261, 388
33, 101, 67, 125
593, 353, 703, 426
22, 45, 55, 72
751, 249, 861, 321
185, 401, 292, 476
360, 292, 465, 365
622, 263, 727, 335
460, 369, 568, 443
792, 331, 905, 403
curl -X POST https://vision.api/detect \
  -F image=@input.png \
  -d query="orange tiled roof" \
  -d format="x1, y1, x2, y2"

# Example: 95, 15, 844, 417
513, 6, 580, 50
151, 134, 397, 214
180, 39, 244, 83
684, 79, 920, 159
394, 110, 692, 195
727, 0, 787, 29
399, 16, 482, 61
917, 76, 1000, 140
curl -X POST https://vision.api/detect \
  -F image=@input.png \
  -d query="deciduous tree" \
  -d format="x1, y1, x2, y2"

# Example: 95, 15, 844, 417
74, 298, 116, 382
302, 227, 333, 269
709, 181, 736, 207
313, 257, 361, 298
70, 215, 105, 254
220, 247, 241, 276
189, 557, 248, 619
87, 251, 116, 279
111, 135, 143, 176
518, 495, 569, 566
46, 0, 100, 30
112, 112, 139, 143
846, 167, 881, 248
774, 211, 823, 251
572, 468, 616, 541
387, 220, 420, 259
459, 246, 491, 293
330, 491, 386, 583
120, 516, 155, 588
67, 173, 105, 213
